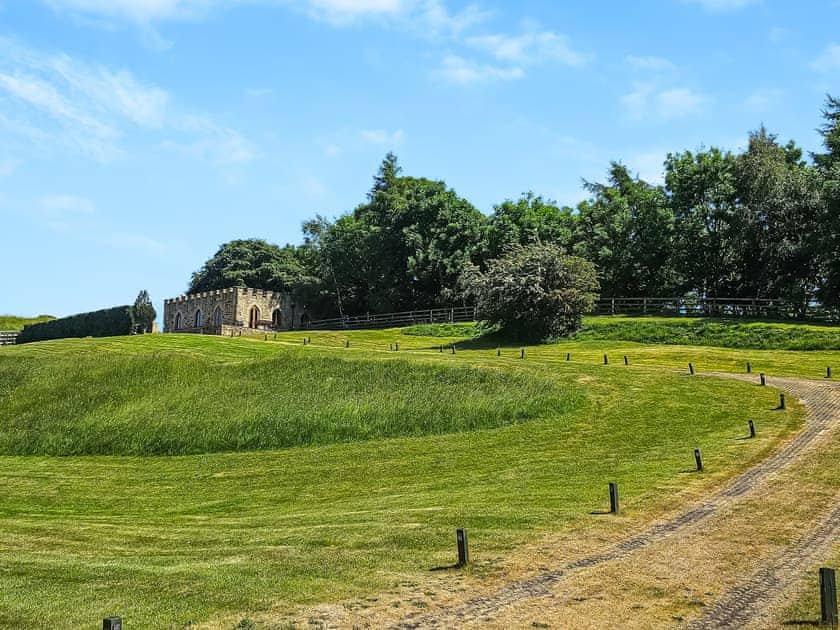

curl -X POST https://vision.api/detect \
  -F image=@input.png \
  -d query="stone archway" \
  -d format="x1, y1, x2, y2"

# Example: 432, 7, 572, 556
271, 309, 282, 329
213, 306, 223, 328
195, 309, 203, 328
174, 312, 182, 330
249, 305, 260, 329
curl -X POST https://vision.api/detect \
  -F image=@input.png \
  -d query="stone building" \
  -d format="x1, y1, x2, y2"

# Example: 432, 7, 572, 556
163, 287, 309, 334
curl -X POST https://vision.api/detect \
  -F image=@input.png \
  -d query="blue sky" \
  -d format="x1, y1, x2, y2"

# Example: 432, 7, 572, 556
1, 0, 839, 320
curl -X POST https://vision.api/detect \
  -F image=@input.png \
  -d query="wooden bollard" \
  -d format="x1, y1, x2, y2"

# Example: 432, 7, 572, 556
624, 355, 628, 365
694, 448, 703, 472
103, 617, 122, 630
439, 345, 443, 353
566, 352, 570, 361
779, 393, 786, 410
609, 482, 619, 514
749, 419, 756, 438
821, 567, 838, 625
828, 367, 833, 379
264, 333, 267, 341
451, 346, 456, 355
520, 348, 526, 359
389, 343, 393, 351
307, 337, 311, 344
345, 340, 350, 348
273, 333, 277, 341
746, 361, 751, 373
496, 347, 501, 357
604, 354, 609, 365
688, 363, 695, 375
456, 528, 470, 567
395, 342, 399, 351
760, 373, 766, 386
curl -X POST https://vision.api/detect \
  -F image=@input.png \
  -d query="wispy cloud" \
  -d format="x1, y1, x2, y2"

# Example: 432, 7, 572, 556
681, 0, 761, 12
625, 54, 676, 73
466, 29, 588, 66
40, 194, 96, 216
360, 128, 404, 145
812, 43, 840, 73
740, 88, 783, 112
621, 83, 706, 120
0, 37, 254, 166
435, 54, 523, 84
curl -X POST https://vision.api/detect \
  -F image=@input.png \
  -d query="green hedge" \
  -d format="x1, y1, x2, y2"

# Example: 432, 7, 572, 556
18, 305, 133, 344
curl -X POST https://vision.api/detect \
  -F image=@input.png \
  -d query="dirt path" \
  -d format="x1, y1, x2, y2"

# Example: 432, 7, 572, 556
385, 374, 840, 629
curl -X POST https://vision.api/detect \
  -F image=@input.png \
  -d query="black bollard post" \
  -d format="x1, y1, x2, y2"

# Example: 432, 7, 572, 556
821, 568, 838, 625
103, 617, 122, 630
439, 345, 443, 353
497, 347, 501, 357
451, 345, 456, 355
828, 367, 833, 379
456, 528, 470, 567
264, 333, 267, 341
689, 363, 695, 375
609, 482, 619, 514
604, 354, 609, 365
746, 361, 751, 373
779, 393, 786, 410
395, 342, 399, 352
345, 340, 350, 348
749, 419, 756, 438
624, 355, 629, 366
520, 348, 525, 359
694, 448, 703, 472
273, 333, 277, 341
389, 343, 393, 351
760, 373, 766, 386
566, 352, 570, 361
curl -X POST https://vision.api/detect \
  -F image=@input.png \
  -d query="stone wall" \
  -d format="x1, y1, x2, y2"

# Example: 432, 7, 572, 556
163, 287, 305, 333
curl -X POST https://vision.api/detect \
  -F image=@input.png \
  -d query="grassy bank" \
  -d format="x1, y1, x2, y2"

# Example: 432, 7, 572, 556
0, 331, 801, 627
0, 314, 53, 331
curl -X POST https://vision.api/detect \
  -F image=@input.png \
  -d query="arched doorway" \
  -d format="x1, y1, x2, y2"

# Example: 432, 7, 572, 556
300, 312, 310, 328
174, 312, 182, 330
213, 306, 223, 328
248, 305, 260, 329
195, 309, 203, 328
271, 309, 282, 329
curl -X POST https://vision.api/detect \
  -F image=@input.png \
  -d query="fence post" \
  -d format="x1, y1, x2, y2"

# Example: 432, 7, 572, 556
821, 567, 838, 626
609, 482, 619, 514
456, 528, 469, 567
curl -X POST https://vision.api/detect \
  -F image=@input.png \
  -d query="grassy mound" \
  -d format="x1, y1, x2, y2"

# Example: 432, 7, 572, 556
0, 347, 578, 456
574, 316, 840, 350
0, 314, 53, 331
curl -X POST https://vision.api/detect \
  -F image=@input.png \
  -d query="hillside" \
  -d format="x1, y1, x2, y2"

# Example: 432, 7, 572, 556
0, 314, 53, 331
0, 328, 804, 627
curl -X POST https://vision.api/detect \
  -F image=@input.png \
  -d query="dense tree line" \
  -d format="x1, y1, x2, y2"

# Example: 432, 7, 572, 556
190, 97, 840, 319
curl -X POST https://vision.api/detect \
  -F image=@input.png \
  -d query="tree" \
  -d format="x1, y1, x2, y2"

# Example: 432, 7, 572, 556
130, 290, 156, 333
815, 96, 840, 306
189, 239, 307, 294
461, 244, 600, 339
573, 163, 674, 296
485, 193, 575, 261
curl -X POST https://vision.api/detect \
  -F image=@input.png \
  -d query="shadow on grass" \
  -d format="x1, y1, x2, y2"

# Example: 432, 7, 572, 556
430, 563, 464, 572
781, 620, 820, 627
588, 509, 613, 515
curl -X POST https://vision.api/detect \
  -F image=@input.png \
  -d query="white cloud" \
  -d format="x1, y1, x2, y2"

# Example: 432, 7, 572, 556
324, 143, 342, 157
812, 44, 840, 73
466, 30, 588, 66
162, 115, 256, 164
360, 128, 404, 145
681, 0, 761, 11
436, 54, 523, 84
625, 54, 676, 73
40, 194, 96, 215
741, 88, 782, 112
621, 83, 706, 120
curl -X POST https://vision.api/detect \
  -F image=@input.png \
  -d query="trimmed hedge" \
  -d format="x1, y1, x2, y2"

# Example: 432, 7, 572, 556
18, 305, 133, 344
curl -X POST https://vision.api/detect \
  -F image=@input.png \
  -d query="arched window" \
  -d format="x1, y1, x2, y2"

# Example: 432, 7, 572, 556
249, 305, 260, 328
300, 312, 311, 328
195, 309, 203, 328
174, 312, 182, 330
213, 306, 223, 327
271, 309, 282, 328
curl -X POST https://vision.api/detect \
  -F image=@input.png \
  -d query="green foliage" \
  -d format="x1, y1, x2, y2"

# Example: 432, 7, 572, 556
0, 315, 54, 331
462, 243, 600, 339
129, 290, 156, 333
401, 322, 483, 337
0, 348, 575, 455
575, 316, 840, 350
486, 193, 574, 259
189, 238, 310, 295
17, 306, 132, 344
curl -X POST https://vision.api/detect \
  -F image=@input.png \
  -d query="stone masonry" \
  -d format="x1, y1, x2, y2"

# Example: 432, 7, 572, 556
163, 287, 306, 334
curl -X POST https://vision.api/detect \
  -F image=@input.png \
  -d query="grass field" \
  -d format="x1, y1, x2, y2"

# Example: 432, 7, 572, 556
0, 314, 53, 331
0, 324, 806, 627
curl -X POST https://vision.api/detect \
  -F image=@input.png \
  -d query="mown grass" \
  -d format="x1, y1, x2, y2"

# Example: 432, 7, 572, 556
575, 315, 840, 350
0, 330, 802, 627
0, 314, 53, 331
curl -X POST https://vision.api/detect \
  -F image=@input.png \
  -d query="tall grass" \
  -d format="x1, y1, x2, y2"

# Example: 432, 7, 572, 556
0, 350, 579, 455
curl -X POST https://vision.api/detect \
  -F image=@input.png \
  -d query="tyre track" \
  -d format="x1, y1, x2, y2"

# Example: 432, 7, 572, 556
395, 374, 840, 629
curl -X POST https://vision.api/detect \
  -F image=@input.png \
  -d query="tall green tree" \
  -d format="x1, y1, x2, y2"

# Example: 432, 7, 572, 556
485, 193, 575, 260
815, 96, 840, 306
130, 290, 156, 333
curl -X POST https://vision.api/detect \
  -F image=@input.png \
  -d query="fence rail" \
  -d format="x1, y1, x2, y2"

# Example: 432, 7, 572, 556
0, 331, 19, 346
304, 297, 840, 331
303, 306, 477, 330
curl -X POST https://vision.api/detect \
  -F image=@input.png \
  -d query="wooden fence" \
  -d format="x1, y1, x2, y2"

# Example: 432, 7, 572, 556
303, 306, 478, 330
0, 331, 19, 346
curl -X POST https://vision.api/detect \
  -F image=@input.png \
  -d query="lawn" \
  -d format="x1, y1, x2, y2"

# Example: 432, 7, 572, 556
0, 314, 53, 331
0, 328, 802, 627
